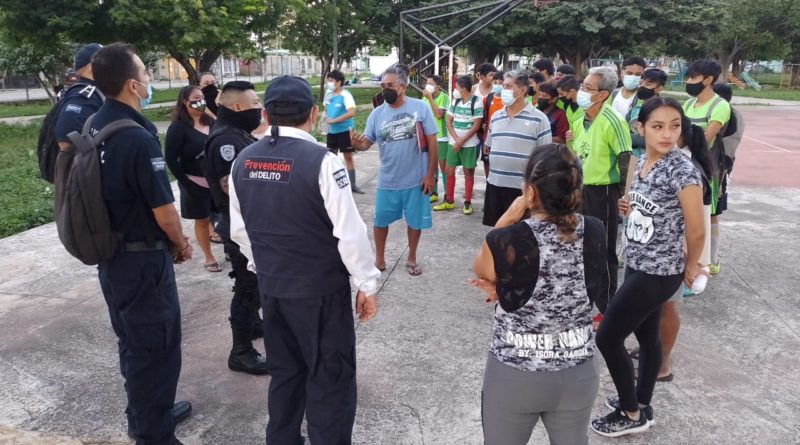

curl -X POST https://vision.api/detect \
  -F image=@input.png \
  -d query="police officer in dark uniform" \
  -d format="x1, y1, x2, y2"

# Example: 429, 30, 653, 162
229, 76, 381, 444
54, 43, 105, 152
203, 80, 269, 375
90, 43, 192, 445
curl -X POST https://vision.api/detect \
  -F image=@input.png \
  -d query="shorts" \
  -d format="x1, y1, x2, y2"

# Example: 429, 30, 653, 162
437, 141, 449, 162
711, 175, 728, 216
178, 180, 212, 220
374, 187, 433, 230
668, 283, 684, 302
446, 145, 478, 169
482, 182, 523, 227
326, 131, 355, 153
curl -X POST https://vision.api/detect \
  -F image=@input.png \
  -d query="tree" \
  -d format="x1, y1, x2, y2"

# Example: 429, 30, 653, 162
0, 35, 73, 103
283, 0, 376, 100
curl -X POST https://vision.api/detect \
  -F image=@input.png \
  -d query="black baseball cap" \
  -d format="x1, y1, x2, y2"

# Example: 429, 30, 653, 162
263, 76, 314, 115
74, 43, 102, 70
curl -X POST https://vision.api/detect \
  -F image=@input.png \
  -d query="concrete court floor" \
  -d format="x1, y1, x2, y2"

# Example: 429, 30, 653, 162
1, 106, 800, 444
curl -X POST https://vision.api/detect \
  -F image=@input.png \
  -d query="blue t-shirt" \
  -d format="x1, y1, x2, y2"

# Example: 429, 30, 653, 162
326, 89, 356, 134
365, 98, 438, 190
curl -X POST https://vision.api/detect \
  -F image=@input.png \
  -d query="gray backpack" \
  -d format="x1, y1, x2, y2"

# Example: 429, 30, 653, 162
54, 114, 143, 265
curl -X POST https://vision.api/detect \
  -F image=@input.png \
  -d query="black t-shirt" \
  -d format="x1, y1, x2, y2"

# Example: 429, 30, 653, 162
91, 99, 174, 243
165, 119, 212, 183
54, 78, 104, 142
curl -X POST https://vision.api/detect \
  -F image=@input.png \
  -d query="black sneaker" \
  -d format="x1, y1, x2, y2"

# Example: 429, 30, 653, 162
591, 408, 650, 437
605, 396, 654, 425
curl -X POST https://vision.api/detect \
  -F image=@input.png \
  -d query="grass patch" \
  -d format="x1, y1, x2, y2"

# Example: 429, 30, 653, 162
665, 75, 800, 101
0, 100, 53, 118
0, 123, 54, 238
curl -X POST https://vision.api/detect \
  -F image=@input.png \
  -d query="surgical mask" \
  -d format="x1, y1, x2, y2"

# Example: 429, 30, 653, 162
537, 98, 552, 110
133, 80, 152, 109
326, 81, 336, 92
424, 84, 436, 94
383, 88, 399, 105
492, 84, 502, 95
188, 98, 206, 112
685, 81, 705, 97
500, 89, 515, 106
452, 89, 461, 100
623, 75, 641, 90
636, 86, 656, 101
576, 90, 595, 110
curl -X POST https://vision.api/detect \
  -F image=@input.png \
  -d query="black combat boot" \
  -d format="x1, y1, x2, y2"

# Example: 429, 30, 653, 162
228, 329, 269, 375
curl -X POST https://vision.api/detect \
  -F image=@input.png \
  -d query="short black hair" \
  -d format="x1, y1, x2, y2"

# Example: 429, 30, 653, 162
556, 75, 580, 92
530, 72, 546, 84
687, 59, 723, 83
533, 58, 555, 76
477, 63, 497, 76
713, 83, 733, 102
430, 74, 444, 88
266, 102, 312, 127
222, 80, 255, 92
327, 69, 345, 85
494, 70, 505, 81
641, 68, 667, 87
622, 57, 647, 70
557, 64, 576, 75
456, 74, 473, 91
92, 42, 139, 97
538, 82, 559, 98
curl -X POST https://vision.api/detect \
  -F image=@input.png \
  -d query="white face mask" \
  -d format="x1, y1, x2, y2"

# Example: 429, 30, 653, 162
452, 89, 461, 100
325, 81, 336, 92
576, 90, 595, 110
500, 89, 515, 106
623, 75, 641, 91
424, 84, 436, 94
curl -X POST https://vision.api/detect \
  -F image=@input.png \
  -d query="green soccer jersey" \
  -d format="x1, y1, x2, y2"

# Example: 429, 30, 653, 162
571, 104, 632, 185
426, 91, 450, 142
447, 95, 483, 146
682, 94, 731, 145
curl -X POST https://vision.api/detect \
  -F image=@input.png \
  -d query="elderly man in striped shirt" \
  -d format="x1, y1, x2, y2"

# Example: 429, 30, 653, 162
482, 71, 553, 227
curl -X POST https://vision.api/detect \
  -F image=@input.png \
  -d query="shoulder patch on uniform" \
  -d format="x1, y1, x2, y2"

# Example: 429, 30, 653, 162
242, 157, 293, 183
220, 144, 236, 161
333, 168, 349, 189
150, 157, 166, 172
65, 104, 82, 113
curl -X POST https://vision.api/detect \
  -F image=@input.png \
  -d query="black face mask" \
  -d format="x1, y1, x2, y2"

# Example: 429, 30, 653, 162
216, 105, 262, 133
537, 98, 552, 110
527, 86, 536, 97
201, 84, 219, 114
383, 88, 399, 105
636, 86, 657, 101
685, 81, 705, 97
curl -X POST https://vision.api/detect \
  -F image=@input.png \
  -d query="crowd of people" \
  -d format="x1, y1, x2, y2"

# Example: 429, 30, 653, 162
46, 41, 741, 444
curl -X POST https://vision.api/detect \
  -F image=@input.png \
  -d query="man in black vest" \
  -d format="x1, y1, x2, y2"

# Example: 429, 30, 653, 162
203, 80, 268, 375
229, 76, 380, 444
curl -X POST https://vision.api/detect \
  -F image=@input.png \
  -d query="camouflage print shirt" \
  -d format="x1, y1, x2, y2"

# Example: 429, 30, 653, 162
486, 217, 596, 372
625, 149, 702, 276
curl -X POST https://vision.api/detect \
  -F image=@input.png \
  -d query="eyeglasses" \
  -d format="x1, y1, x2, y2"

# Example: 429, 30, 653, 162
380, 83, 404, 89
580, 84, 600, 92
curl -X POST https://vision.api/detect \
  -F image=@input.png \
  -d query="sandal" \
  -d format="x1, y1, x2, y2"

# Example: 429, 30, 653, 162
657, 373, 674, 382
375, 261, 386, 272
405, 262, 422, 276
210, 232, 223, 244
204, 261, 222, 273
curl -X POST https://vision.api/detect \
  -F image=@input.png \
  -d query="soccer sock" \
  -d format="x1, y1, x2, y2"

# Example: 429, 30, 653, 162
441, 171, 448, 199
465, 175, 474, 202
446, 174, 456, 204
710, 222, 720, 265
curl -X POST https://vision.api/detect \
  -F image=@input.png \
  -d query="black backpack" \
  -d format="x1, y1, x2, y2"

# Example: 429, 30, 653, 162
37, 83, 103, 183
54, 114, 143, 265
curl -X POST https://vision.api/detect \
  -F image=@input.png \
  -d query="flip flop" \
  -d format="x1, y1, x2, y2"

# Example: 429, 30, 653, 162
375, 262, 386, 272
657, 373, 674, 382
210, 233, 223, 244
405, 262, 422, 276
204, 261, 222, 273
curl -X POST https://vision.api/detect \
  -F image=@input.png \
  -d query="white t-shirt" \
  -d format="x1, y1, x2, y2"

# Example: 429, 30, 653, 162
612, 89, 637, 118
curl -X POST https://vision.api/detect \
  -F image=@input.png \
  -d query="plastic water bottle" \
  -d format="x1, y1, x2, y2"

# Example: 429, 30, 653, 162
691, 267, 710, 294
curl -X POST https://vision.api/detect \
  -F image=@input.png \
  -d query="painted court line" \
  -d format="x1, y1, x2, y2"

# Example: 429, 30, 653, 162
744, 135, 791, 153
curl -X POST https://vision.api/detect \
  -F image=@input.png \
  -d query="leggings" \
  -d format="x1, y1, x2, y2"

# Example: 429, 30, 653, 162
595, 267, 682, 412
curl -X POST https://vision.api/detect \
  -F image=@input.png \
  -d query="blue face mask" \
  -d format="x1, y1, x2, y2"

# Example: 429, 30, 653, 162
492, 84, 502, 95
134, 80, 153, 109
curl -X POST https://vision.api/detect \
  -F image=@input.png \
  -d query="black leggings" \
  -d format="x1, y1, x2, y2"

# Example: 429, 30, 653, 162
595, 267, 682, 412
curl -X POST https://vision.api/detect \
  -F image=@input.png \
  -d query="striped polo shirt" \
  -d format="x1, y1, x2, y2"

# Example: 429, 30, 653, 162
486, 104, 552, 189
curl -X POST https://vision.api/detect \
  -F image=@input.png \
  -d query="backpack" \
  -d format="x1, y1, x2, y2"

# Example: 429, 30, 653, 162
454, 95, 481, 138
54, 114, 144, 265
37, 83, 103, 183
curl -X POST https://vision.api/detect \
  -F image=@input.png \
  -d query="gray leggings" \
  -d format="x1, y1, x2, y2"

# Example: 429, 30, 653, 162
482, 354, 599, 445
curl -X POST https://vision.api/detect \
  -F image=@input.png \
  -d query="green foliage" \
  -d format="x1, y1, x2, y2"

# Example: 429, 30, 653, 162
0, 123, 54, 238
0, 35, 74, 103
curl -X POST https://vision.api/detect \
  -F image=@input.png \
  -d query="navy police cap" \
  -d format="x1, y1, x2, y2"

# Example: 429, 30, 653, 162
263, 76, 315, 115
